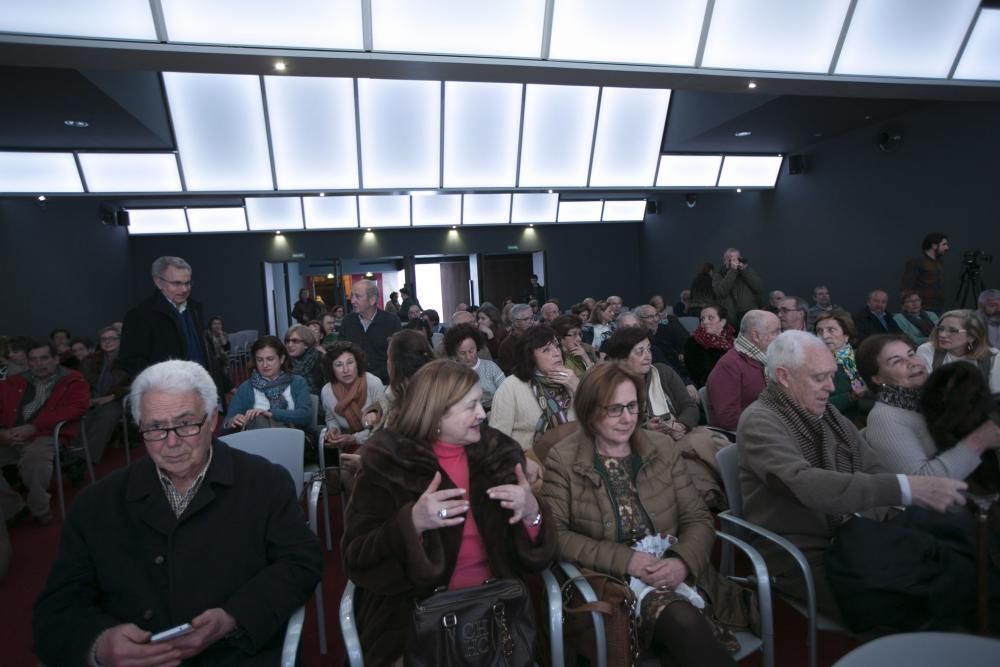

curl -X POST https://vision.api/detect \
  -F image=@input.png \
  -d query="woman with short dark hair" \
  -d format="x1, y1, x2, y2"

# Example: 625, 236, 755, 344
814, 310, 868, 422
321, 341, 384, 450
443, 323, 505, 411
682, 305, 733, 387
224, 336, 311, 430
552, 314, 596, 379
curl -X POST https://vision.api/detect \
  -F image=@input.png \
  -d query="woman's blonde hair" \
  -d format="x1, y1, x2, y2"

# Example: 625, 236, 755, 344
285, 324, 317, 348
391, 359, 479, 443
931, 309, 991, 359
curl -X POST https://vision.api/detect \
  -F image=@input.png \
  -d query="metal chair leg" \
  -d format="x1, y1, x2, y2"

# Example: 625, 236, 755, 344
53, 421, 66, 519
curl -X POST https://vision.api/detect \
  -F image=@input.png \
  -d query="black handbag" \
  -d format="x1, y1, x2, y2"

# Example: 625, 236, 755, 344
405, 578, 535, 667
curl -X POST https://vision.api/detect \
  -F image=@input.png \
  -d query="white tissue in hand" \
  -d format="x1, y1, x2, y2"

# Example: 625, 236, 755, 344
628, 533, 706, 615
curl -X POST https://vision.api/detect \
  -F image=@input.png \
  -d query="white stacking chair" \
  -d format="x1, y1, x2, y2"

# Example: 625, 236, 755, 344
52, 418, 96, 519
831, 632, 1000, 667
306, 395, 334, 551
219, 428, 328, 656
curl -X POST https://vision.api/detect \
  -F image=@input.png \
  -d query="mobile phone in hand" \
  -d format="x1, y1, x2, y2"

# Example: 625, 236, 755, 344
150, 623, 193, 643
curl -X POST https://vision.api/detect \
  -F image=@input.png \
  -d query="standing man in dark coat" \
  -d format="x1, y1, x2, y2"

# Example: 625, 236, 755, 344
119, 256, 217, 383
900, 232, 949, 313
340, 279, 401, 383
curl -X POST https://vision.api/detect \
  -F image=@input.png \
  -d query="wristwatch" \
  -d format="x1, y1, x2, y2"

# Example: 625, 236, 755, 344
527, 512, 542, 527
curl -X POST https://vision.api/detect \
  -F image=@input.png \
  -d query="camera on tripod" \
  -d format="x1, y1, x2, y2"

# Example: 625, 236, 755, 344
963, 250, 993, 267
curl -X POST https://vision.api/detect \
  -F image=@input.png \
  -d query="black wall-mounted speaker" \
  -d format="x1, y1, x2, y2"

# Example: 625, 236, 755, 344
645, 200, 659, 215
99, 205, 130, 226
788, 154, 805, 175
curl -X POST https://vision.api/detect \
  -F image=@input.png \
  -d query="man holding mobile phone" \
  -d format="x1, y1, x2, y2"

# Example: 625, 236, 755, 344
33, 360, 322, 666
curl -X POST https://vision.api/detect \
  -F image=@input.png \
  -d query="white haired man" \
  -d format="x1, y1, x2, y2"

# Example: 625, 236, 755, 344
34, 360, 322, 666
340, 279, 401, 383
705, 310, 779, 430
737, 331, 969, 628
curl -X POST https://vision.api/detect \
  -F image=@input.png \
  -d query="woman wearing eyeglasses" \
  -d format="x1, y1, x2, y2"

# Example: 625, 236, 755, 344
541, 363, 747, 666
283, 324, 326, 395
552, 314, 597, 380
224, 336, 311, 431
915, 309, 1000, 394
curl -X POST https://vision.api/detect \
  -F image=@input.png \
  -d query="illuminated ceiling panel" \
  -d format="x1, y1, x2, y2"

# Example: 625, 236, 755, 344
358, 79, 440, 189
0, 152, 83, 193
717, 156, 783, 187
0, 0, 157, 40
702, 0, 851, 74
557, 200, 604, 223
359, 195, 410, 228
246, 197, 304, 231
412, 194, 461, 227
371, 0, 545, 57
550, 0, 706, 66
519, 84, 599, 187
835, 0, 979, 78
303, 196, 358, 229
164, 72, 273, 192
463, 194, 511, 225
187, 207, 248, 233
78, 153, 181, 193
443, 81, 522, 188
954, 9, 1000, 81
511, 193, 558, 224
602, 200, 647, 221
160, 0, 363, 49
589, 87, 670, 187
265, 76, 359, 190
656, 155, 723, 187
126, 209, 189, 235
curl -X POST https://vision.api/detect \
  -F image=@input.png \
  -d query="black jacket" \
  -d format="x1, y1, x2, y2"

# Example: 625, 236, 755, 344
854, 308, 904, 344
119, 291, 215, 380
339, 309, 401, 383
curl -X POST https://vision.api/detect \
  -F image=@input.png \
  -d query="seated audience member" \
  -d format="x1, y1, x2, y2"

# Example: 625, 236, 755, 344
475, 302, 507, 359
0, 341, 89, 526
497, 303, 535, 375
304, 320, 325, 351
321, 341, 384, 450
291, 287, 324, 325
50, 328, 72, 362
403, 315, 433, 346
33, 360, 322, 667
368, 329, 435, 433
711, 248, 765, 326
671, 290, 690, 317
857, 335, 1000, 479
404, 303, 422, 323
422, 307, 445, 335
490, 325, 578, 483
283, 325, 325, 395
648, 294, 667, 318
583, 300, 615, 348
205, 316, 230, 370
330, 304, 346, 331
3, 336, 30, 378
893, 290, 939, 346
806, 285, 840, 330
539, 301, 560, 326
320, 312, 339, 345
383, 291, 400, 316
916, 309, 1000, 394
683, 305, 734, 388
606, 295, 624, 318
766, 289, 785, 314
777, 296, 808, 332
738, 330, 969, 626
75, 326, 130, 463
978, 288, 1000, 349
443, 324, 506, 411
342, 360, 556, 665
69, 337, 95, 364
553, 314, 597, 379
706, 310, 780, 431
814, 311, 869, 424
542, 363, 751, 666
224, 336, 311, 431
854, 289, 904, 343
570, 301, 591, 324
435, 308, 492, 361
606, 327, 729, 511
637, 304, 697, 397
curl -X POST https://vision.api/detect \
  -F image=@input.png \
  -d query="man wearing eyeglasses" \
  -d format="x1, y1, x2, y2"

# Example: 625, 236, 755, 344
34, 360, 322, 667
120, 256, 217, 384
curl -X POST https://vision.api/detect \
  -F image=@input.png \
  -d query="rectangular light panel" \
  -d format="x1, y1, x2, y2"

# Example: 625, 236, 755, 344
78, 153, 181, 193
358, 79, 440, 189
126, 209, 189, 235
511, 193, 558, 224
656, 155, 723, 187
0, 0, 157, 40
303, 196, 358, 229
702, 0, 851, 73
463, 194, 511, 225
359, 195, 410, 228
954, 9, 1000, 81
371, 0, 544, 58
246, 197, 304, 231
412, 194, 461, 227
443, 81, 522, 188
717, 156, 783, 187
590, 87, 671, 187
558, 200, 604, 223
160, 0, 362, 49
602, 200, 647, 222
187, 208, 248, 233
0, 152, 83, 193
164, 72, 273, 192
549, 0, 707, 66
265, 76, 359, 190
835, 0, 979, 78
519, 84, 599, 187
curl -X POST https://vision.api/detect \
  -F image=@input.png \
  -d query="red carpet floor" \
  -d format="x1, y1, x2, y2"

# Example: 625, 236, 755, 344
2, 443, 859, 666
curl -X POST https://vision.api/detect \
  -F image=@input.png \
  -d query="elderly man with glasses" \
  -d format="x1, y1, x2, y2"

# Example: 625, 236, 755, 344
34, 360, 322, 667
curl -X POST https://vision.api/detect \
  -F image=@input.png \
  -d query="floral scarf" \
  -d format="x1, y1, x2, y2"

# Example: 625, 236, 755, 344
691, 324, 735, 352
249, 369, 293, 410
877, 384, 922, 413
531, 372, 572, 438
833, 344, 865, 393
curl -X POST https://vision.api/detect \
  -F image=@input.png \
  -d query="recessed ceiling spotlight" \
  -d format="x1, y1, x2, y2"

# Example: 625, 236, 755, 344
326, 273, 335, 279
736, 188, 742, 193
275, 230, 282, 235
734, 131, 752, 137
37, 195, 47, 202
366, 228, 372, 232
64, 120, 89, 128
318, 192, 326, 197
274, 61, 287, 72
747, 82, 757, 89
864, 114, 872, 120
529, 223, 534, 228
451, 225, 457, 230
547, 190, 553, 194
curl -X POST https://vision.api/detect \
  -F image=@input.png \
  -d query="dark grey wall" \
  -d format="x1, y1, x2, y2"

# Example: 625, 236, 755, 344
642, 101, 1000, 314
0, 199, 131, 339
128, 223, 643, 332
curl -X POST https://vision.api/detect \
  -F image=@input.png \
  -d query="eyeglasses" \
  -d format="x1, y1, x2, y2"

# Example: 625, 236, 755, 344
513, 316, 533, 322
140, 414, 208, 442
158, 277, 192, 289
285, 338, 305, 344
936, 326, 967, 335
603, 401, 640, 417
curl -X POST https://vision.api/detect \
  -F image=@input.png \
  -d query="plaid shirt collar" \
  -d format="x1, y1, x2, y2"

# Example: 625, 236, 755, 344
156, 446, 214, 518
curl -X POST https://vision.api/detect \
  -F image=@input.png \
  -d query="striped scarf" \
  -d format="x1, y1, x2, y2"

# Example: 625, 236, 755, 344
734, 334, 768, 366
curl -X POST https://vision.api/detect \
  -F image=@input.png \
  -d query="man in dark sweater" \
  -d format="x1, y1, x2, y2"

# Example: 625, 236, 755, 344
340, 280, 400, 383
900, 232, 949, 313
854, 289, 904, 343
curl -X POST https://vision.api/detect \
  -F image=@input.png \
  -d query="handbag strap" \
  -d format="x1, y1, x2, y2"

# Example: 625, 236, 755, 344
560, 572, 641, 667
